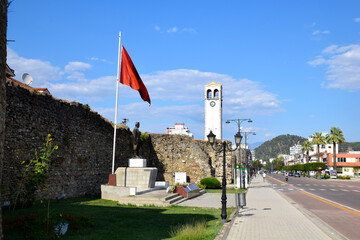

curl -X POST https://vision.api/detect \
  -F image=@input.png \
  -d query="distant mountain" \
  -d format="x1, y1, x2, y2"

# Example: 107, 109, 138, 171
338, 142, 360, 152
248, 142, 263, 150
254, 134, 306, 160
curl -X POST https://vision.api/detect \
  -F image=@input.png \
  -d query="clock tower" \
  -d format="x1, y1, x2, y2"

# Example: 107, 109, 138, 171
204, 82, 222, 140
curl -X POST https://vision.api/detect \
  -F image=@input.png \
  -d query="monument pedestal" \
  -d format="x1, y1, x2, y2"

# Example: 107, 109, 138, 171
115, 167, 157, 189
102, 157, 158, 201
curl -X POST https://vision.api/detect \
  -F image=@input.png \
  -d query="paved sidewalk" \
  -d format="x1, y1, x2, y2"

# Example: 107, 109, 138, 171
224, 175, 339, 240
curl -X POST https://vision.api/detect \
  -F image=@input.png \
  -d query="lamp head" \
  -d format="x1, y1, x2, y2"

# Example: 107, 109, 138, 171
207, 131, 216, 145
225, 120, 230, 124
235, 131, 242, 147
248, 119, 253, 123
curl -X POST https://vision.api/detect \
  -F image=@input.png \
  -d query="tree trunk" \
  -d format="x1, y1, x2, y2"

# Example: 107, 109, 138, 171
306, 151, 309, 163
333, 142, 337, 171
317, 144, 320, 162
0, 0, 8, 239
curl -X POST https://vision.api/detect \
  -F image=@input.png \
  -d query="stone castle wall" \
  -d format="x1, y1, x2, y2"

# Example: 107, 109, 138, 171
140, 134, 235, 184
3, 82, 235, 202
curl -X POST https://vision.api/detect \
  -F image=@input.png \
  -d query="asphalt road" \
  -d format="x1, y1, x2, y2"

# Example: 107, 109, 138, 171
266, 173, 360, 240
268, 173, 360, 211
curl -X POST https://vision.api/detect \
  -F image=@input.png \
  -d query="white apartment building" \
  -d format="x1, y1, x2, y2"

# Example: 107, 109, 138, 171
290, 143, 302, 155
167, 123, 193, 138
308, 133, 338, 163
289, 142, 305, 164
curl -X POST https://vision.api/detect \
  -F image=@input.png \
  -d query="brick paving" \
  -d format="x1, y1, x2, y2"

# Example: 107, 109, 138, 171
224, 175, 341, 240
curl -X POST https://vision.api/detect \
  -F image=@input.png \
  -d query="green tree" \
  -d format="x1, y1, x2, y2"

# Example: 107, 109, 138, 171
301, 140, 313, 163
252, 160, 263, 170
312, 132, 326, 162
326, 127, 345, 171
272, 156, 284, 170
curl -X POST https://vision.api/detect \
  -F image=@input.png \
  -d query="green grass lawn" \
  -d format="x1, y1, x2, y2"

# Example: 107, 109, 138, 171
205, 188, 246, 194
3, 196, 234, 239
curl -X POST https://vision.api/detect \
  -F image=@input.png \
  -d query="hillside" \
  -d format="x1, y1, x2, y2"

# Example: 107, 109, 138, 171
338, 142, 360, 152
254, 134, 306, 160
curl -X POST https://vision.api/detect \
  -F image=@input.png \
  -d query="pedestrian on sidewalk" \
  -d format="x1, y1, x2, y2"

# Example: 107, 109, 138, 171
262, 172, 266, 182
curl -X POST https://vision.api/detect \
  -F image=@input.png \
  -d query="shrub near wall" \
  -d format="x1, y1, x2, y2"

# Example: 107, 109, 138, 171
200, 177, 221, 189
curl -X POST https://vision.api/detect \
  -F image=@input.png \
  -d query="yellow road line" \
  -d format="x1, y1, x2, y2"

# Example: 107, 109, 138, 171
267, 175, 360, 217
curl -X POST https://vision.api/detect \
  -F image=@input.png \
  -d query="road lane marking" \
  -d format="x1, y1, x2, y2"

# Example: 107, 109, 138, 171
268, 176, 360, 216
309, 188, 316, 191
341, 189, 349, 192
330, 189, 337, 191
296, 189, 360, 217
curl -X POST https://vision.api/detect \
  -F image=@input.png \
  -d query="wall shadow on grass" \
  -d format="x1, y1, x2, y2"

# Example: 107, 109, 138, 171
3, 196, 222, 240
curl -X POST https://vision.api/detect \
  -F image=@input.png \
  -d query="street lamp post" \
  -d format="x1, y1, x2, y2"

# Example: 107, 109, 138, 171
226, 119, 252, 189
207, 130, 242, 223
242, 131, 256, 185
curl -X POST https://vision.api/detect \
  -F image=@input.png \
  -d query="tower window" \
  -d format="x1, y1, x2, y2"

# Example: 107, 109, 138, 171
214, 89, 219, 98
207, 89, 212, 99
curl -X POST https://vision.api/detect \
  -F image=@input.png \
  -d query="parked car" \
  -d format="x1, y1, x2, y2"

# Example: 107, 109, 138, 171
288, 172, 294, 176
294, 172, 300, 177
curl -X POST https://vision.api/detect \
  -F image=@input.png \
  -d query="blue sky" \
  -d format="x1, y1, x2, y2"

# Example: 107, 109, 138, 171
7, 0, 360, 145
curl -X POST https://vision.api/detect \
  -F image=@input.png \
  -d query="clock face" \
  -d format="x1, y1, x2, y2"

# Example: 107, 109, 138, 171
210, 101, 216, 107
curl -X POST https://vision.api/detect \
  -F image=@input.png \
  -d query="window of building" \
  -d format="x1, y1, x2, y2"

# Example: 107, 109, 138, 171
337, 157, 346, 162
321, 145, 325, 149
214, 89, 219, 98
207, 90, 212, 99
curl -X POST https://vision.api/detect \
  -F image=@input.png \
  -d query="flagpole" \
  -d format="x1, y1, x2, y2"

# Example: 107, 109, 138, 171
112, 32, 122, 174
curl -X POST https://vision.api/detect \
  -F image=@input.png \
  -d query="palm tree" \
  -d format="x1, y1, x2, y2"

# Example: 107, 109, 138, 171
301, 140, 313, 163
312, 132, 326, 162
326, 127, 345, 172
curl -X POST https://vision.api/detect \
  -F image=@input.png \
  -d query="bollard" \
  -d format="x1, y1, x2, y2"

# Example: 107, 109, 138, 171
239, 193, 246, 207
235, 193, 247, 217
235, 193, 239, 216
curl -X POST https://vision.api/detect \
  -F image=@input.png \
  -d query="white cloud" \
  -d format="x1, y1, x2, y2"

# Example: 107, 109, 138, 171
312, 30, 330, 35
167, 27, 178, 33
7, 49, 284, 139
49, 75, 116, 102
309, 44, 360, 91
64, 62, 92, 80
155, 26, 196, 34
354, 18, 360, 22
308, 56, 326, 66
89, 57, 112, 64
7, 48, 62, 85
142, 69, 283, 116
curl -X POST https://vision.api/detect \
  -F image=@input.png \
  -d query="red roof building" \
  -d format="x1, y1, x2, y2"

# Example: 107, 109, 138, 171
324, 152, 360, 177
5, 64, 51, 95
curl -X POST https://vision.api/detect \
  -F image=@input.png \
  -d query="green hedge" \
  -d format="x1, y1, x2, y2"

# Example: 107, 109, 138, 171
283, 162, 326, 172
200, 177, 221, 189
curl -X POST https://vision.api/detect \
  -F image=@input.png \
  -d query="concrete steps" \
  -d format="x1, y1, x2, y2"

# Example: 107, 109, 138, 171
116, 188, 207, 207
117, 190, 186, 207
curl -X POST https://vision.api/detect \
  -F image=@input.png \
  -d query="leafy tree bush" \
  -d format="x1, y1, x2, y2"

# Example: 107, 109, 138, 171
200, 177, 221, 189
337, 175, 351, 179
14, 134, 58, 208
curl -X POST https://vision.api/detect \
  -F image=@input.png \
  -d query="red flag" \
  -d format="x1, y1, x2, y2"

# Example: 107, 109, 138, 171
120, 46, 151, 105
